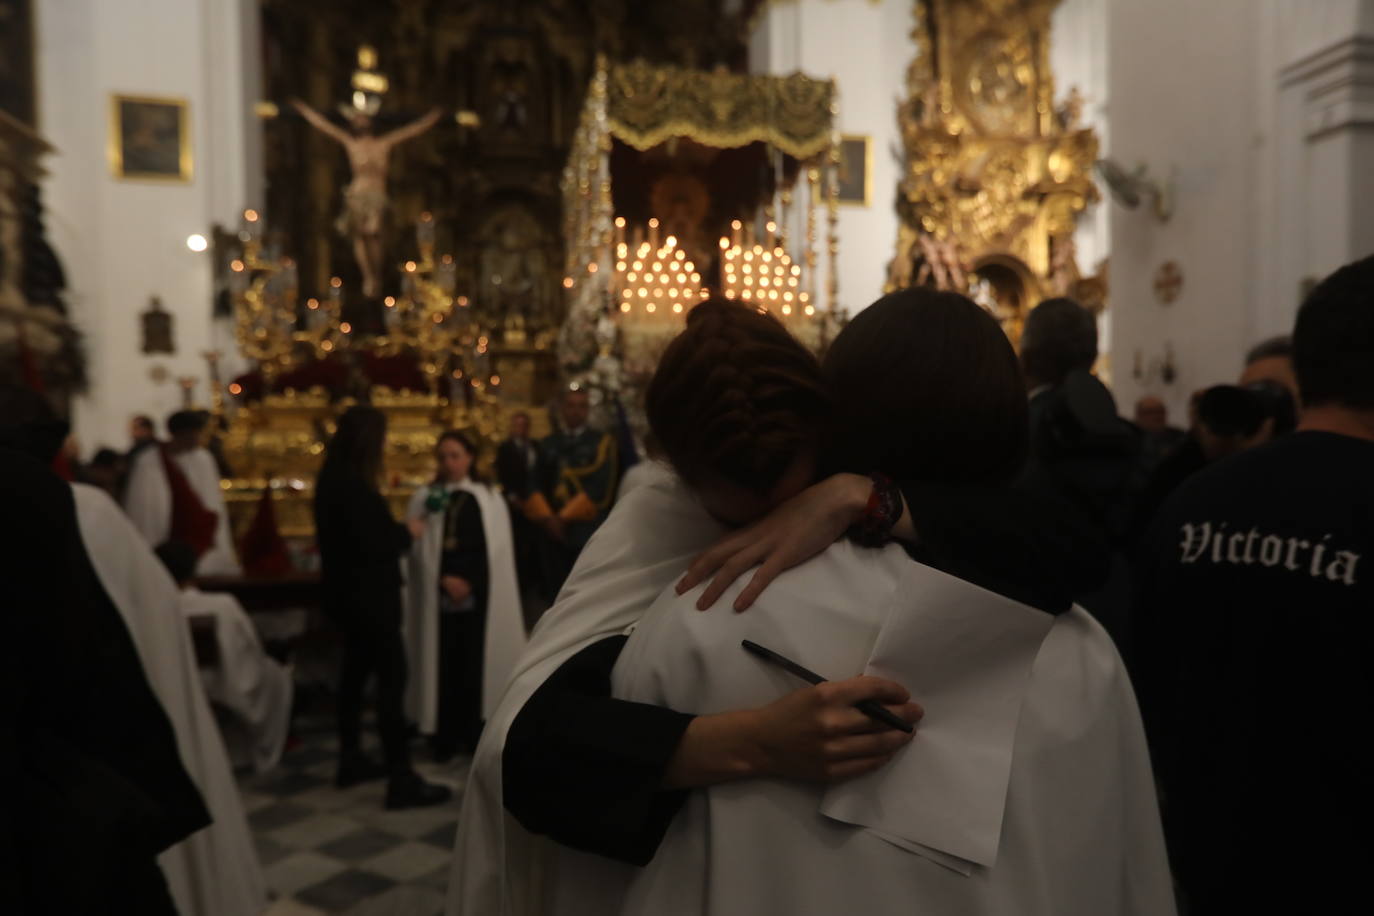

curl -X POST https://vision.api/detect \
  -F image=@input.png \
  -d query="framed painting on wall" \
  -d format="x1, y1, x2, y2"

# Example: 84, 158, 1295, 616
836, 134, 871, 207
109, 94, 191, 181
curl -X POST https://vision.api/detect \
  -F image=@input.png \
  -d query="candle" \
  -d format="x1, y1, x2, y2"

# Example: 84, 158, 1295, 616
416, 211, 435, 249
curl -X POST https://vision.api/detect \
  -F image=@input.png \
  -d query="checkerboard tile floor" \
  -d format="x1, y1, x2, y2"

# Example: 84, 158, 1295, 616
245, 719, 468, 916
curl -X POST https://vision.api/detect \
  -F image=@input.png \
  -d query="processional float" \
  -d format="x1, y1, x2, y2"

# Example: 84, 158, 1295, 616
558, 57, 843, 433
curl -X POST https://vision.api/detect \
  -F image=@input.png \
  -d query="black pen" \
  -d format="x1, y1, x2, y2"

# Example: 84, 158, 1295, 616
741, 639, 914, 734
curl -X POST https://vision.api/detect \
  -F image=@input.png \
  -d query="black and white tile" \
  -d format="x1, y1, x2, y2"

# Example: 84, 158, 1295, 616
244, 718, 468, 916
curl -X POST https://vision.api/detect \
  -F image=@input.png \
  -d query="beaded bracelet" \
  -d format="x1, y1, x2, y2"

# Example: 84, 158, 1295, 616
849, 472, 902, 547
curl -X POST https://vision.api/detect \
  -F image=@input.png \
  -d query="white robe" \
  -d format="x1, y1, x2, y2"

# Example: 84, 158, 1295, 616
550, 541, 1176, 916
178, 587, 294, 773
446, 465, 723, 915
403, 480, 528, 729
72, 484, 268, 916
125, 445, 242, 576
614, 458, 664, 501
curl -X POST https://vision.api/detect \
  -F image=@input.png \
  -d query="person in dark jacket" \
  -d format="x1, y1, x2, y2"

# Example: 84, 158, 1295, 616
496, 410, 545, 611
1016, 297, 1141, 649
496, 411, 541, 502
314, 405, 450, 809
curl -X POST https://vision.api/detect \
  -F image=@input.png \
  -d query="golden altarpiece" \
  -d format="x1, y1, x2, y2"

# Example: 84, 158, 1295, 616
216, 57, 841, 540
888, 0, 1103, 343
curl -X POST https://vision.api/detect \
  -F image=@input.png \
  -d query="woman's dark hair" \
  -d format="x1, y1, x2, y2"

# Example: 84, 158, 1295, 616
822, 288, 1029, 484
434, 429, 481, 484
646, 298, 830, 492
1197, 384, 1271, 439
1243, 380, 1298, 437
90, 448, 123, 469
1019, 296, 1098, 387
321, 405, 388, 488
167, 410, 209, 437
1293, 254, 1374, 409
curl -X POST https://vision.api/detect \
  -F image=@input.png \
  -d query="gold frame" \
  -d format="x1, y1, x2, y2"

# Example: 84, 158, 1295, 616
836, 134, 871, 207
109, 93, 192, 182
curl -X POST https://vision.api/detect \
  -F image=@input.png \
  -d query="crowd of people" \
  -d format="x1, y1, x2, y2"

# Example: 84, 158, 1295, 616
2, 253, 1370, 915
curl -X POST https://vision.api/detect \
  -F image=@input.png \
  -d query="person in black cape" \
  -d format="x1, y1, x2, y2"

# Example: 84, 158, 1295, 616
0, 384, 209, 914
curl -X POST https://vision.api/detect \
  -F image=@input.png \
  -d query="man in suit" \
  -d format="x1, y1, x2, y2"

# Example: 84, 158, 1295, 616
497, 411, 545, 620
531, 388, 619, 598
497, 411, 541, 503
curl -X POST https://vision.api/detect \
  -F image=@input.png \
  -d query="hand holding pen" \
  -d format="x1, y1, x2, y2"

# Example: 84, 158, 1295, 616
738, 641, 923, 783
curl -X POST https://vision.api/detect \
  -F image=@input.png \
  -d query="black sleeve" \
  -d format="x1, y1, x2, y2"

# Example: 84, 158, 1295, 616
898, 476, 1111, 615
350, 480, 410, 557
503, 635, 695, 866
379, 490, 411, 554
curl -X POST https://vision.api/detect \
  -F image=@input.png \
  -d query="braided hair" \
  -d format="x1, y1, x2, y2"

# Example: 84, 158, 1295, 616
646, 299, 829, 493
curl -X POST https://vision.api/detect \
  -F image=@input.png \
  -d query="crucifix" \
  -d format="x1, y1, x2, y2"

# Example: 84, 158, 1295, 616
290, 97, 441, 298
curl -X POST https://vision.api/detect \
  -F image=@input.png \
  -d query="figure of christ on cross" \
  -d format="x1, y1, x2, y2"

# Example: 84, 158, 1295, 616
290, 98, 442, 298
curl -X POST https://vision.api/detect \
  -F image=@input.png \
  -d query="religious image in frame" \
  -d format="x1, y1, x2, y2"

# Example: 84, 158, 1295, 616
109, 94, 191, 181
836, 134, 871, 207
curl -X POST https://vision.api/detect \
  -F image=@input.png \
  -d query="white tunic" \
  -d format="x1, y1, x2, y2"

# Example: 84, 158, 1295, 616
72, 484, 267, 916
403, 479, 528, 730
124, 445, 242, 576
178, 587, 293, 773
614, 459, 665, 501
552, 541, 1177, 916
447, 465, 722, 916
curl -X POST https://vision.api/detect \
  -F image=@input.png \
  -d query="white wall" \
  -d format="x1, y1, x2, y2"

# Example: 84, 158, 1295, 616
749, 0, 907, 315
1106, 0, 1374, 424
1052, 0, 1111, 275
751, 0, 1111, 320
35, 0, 260, 455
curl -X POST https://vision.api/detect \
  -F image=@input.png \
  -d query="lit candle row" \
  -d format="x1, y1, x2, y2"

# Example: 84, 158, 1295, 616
720, 230, 814, 317
611, 219, 707, 318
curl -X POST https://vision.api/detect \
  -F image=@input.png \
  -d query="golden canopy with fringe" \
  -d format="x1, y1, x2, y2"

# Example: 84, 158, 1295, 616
605, 59, 837, 159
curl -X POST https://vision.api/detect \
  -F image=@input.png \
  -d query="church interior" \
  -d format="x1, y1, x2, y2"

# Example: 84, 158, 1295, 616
3, 1, 1372, 915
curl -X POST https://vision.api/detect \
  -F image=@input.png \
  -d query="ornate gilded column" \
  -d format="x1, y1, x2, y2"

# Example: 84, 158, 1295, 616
888, 0, 1101, 341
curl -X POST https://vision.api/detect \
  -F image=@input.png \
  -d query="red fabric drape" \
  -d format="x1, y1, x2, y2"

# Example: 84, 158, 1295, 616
239, 489, 291, 577
161, 447, 218, 557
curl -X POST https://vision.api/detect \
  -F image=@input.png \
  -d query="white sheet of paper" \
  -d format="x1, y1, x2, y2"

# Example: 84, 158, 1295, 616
820, 563, 1056, 868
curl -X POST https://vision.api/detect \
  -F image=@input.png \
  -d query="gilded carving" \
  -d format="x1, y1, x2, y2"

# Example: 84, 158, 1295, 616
888, 0, 1101, 341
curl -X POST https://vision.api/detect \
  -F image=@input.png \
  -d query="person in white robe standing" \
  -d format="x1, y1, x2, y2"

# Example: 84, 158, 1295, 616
72, 482, 268, 916
405, 430, 526, 759
124, 409, 241, 576
561, 290, 1173, 915
155, 540, 294, 774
